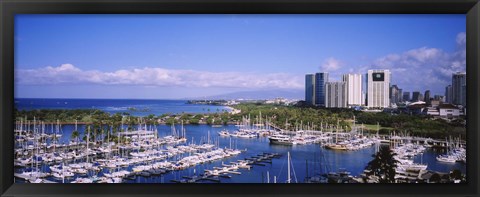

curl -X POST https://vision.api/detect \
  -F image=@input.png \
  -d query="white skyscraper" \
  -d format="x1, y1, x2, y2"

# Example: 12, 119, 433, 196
367, 69, 391, 108
343, 74, 363, 106
325, 82, 347, 108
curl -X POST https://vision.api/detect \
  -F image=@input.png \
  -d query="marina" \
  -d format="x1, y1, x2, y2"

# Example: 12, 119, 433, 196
10, 12, 470, 189
14, 118, 466, 183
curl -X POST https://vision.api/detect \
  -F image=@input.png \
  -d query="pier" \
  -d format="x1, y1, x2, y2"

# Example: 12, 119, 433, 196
14, 173, 56, 183
378, 135, 466, 148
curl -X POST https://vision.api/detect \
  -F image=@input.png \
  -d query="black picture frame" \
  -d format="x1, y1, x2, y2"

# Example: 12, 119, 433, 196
1, 0, 479, 196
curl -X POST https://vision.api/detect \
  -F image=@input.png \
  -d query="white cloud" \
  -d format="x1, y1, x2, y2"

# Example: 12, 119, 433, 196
320, 57, 343, 72
16, 64, 303, 90
362, 32, 466, 94
456, 32, 466, 47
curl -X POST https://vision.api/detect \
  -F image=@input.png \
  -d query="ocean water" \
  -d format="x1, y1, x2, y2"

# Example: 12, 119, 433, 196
15, 98, 231, 116
15, 124, 467, 183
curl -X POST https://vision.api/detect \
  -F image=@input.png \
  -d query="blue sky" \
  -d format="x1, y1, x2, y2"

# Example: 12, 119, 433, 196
15, 14, 466, 99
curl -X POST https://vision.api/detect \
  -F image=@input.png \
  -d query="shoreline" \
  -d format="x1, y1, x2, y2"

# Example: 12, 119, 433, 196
226, 106, 241, 114
15, 121, 239, 125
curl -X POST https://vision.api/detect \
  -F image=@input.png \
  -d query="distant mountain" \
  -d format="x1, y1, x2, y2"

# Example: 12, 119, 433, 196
192, 89, 304, 100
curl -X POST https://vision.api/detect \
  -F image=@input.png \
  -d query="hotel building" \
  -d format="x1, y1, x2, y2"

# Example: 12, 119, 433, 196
367, 69, 391, 108
325, 81, 347, 108
343, 74, 363, 106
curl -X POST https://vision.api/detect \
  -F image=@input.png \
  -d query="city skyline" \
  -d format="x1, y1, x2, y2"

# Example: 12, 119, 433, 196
15, 14, 466, 99
306, 69, 465, 108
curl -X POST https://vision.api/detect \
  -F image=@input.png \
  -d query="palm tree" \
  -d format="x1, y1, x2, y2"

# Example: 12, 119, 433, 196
365, 145, 399, 183
71, 130, 80, 147
82, 125, 90, 143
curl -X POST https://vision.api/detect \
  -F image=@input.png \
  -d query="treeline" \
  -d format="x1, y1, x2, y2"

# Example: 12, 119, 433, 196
14, 108, 233, 126
355, 112, 466, 139
233, 104, 465, 139
15, 109, 160, 145
15, 104, 466, 140
231, 104, 353, 131
158, 112, 232, 125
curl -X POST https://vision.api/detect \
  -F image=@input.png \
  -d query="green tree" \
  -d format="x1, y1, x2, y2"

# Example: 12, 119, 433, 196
206, 116, 214, 125
165, 117, 177, 125
190, 118, 199, 124
71, 129, 80, 147
365, 146, 399, 183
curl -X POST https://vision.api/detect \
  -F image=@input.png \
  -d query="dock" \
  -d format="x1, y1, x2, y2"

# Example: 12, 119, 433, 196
14, 173, 56, 183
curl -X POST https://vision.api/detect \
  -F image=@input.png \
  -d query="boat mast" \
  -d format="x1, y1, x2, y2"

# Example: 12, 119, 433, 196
287, 151, 291, 183
353, 115, 356, 134
376, 122, 379, 138
34, 117, 38, 175
336, 120, 339, 144
267, 171, 270, 183
87, 125, 90, 163
181, 120, 184, 138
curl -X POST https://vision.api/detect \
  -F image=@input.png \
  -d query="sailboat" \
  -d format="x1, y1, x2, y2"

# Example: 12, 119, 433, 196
436, 139, 457, 163
324, 122, 347, 150
285, 152, 297, 183
218, 129, 230, 137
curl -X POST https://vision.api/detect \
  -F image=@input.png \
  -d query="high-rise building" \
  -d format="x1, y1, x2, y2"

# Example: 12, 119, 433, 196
418, 93, 424, 102
424, 90, 431, 105
434, 95, 444, 102
325, 81, 347, 108
398, 89, 403, 103
314, 72, 329, 106
403, 92, 411, 102
367, 69, 391, 108
445, 85, 453, 104
390, 85, 401, 105
452, 72, 466, 106
412, 91, 421, 102
362, 92, 366, 106
342, 74, 363, 106
305, 74, 316, 105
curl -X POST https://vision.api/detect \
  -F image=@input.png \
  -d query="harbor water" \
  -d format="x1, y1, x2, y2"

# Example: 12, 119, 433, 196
14, 124, 466, 183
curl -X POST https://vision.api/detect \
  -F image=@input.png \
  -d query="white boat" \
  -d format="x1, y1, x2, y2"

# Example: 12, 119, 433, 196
52, 171, 74, 179
22, 171, 50, 178
236, 132, 256, 138
71, 177, 94, 183
29, 178, 44, 183
73, 168, 88, 174
268, 134, 295, 145
398, 163, 428, 171
436, 155, 457, 163
218, 130, 230, 137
